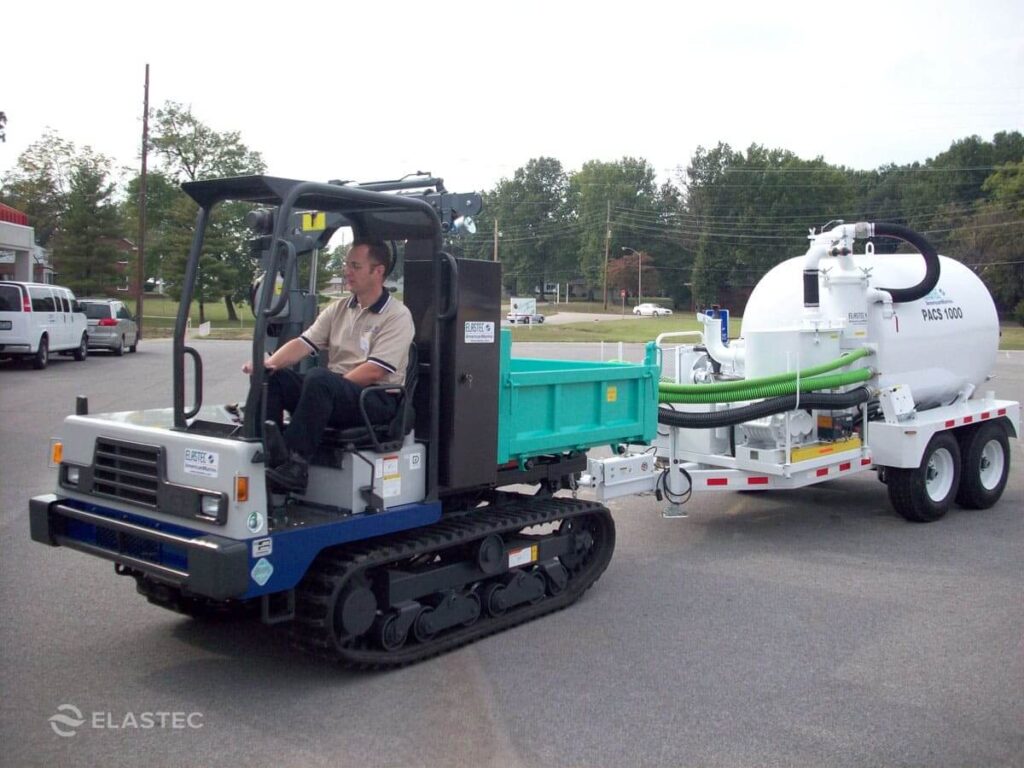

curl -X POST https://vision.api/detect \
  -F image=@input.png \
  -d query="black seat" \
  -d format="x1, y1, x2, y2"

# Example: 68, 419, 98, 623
319, 343, 419, 455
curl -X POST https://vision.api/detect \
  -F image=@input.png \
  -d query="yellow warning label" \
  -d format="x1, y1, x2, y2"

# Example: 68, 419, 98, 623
302, 212, 326, 231
508, 545, 538, 569
791, 435, 862, 463
607, 386, 618, 403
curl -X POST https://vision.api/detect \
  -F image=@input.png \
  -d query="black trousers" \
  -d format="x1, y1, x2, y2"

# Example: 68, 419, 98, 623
265, 367, 397, 458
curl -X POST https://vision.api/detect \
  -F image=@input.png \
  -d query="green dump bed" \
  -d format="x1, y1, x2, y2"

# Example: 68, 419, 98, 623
497, 330, 660, 464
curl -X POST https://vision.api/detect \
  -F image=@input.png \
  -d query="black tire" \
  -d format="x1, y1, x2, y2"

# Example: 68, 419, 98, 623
537, 316, 545, 324
32, 335, 48, 370
128, 334, 138, 353
73, 333, 88, 361
113, 335, 124, 356
887, 431, 961, 523
955, 421, 1011, 510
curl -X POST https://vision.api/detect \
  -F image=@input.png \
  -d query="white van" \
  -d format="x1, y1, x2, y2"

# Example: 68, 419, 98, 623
0, 281, 89, 369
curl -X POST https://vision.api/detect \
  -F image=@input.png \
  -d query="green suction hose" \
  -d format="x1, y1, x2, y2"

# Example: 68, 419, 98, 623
658, 366, 874, 404
658, 347, 873, 396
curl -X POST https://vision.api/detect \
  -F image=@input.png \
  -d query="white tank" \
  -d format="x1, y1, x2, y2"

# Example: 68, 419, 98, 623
740, 252, 999, 409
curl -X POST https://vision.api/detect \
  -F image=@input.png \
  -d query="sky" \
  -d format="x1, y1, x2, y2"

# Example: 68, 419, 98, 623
2, 0, 1022, 193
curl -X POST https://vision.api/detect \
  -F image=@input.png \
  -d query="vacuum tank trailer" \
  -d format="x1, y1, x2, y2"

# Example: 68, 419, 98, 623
583, 222, 1018, 523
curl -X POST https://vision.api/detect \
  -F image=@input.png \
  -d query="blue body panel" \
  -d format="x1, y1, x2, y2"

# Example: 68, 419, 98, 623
55, 497, 443, 600
240, 501, 442, 598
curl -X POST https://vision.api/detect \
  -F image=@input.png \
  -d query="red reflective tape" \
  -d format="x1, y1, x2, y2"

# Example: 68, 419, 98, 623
945, 420, 955, 428
861, 458, 872, 466
839, 462, 851, 471
747, 477, 769, 485
816, 468, 829, 477
981, 412, 990, 419
964, 416, 974, 424
998, 408, 1006, 416
706, 478, 728, 487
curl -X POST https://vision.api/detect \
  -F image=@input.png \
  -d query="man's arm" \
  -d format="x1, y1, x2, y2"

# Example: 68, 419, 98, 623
241, 337, 313, 375
344, 361, 390, 388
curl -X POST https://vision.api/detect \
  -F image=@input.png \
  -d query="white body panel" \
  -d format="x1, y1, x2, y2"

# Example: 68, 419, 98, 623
742, 254, 999, 408
56, 407, 270, 540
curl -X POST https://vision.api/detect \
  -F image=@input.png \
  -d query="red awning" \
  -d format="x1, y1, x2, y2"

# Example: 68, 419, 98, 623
0, 203, 29, 226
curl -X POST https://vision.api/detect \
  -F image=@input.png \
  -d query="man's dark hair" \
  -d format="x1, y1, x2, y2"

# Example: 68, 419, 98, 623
351, 239, 390, 271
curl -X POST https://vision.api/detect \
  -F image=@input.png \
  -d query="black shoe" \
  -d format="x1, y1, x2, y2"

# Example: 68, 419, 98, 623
263, 421, 290, 468
266, 452, 309, 493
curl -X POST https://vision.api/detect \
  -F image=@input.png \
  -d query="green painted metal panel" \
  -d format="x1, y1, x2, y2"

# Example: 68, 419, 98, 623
497, 330, 659, 465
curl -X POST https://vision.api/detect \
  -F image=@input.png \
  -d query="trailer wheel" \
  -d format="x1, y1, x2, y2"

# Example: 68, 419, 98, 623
887, 431, 961, 523
955, 421, 1010, 510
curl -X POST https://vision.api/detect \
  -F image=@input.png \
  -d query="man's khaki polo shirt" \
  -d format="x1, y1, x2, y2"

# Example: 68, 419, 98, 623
299, 291, 414, 386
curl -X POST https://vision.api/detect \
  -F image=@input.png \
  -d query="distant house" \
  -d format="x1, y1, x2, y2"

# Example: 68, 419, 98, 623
50, 235, 139, 298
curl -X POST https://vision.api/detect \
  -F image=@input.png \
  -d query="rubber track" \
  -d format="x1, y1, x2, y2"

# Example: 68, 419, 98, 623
289, 496, 615, 669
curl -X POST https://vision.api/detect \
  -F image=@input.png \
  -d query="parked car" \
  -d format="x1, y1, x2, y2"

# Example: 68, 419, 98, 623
633, 303, 673, 317
506, 311, 545, 324
0, 281, 89, 368
79, 299, 139, 355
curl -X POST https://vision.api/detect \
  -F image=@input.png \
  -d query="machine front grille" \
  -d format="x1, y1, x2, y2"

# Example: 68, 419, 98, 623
92, 439, 161, 508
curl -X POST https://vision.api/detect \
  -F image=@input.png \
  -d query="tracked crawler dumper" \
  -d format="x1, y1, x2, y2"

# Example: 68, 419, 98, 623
29, 175, 659, 667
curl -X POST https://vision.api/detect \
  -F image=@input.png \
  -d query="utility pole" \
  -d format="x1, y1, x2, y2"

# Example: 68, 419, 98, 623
493, 218, 499, 261
638, 250, 643, 304
135, 63, 150, 338
602, 199, 610, 309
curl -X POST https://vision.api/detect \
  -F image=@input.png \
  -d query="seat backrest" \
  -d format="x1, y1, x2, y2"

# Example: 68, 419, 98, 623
391, 342, 419, 438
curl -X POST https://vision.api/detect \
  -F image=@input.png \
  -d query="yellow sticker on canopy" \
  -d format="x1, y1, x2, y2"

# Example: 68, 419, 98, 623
302, 212, 326, 231
607, 386, 618, 403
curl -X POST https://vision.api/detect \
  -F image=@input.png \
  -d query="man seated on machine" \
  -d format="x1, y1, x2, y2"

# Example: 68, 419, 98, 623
242, 239, 415, 493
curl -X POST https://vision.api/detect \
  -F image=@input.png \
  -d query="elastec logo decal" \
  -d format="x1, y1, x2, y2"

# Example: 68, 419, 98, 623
923, 286, 954, 306
48, 703, 204, 737
49, 704, 85, 737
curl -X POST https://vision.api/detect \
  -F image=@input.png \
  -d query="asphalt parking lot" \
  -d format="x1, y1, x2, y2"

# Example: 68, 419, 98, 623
1, 340, 1021, 768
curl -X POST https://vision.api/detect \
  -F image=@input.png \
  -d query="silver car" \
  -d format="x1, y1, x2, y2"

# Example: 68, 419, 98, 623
79, 299, 139, 355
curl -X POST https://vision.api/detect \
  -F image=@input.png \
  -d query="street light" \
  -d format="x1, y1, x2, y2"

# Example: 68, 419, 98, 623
621, 246, 642, 305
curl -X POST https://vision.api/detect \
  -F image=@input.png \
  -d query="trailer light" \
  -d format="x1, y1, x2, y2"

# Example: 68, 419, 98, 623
66, 467, 80, 485
50, 440, 63, 466
235, 476, 249, 502
200, 494, 222, 517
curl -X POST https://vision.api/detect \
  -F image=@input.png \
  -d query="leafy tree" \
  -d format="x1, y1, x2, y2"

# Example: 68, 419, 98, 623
567, 157, 658, 305
950, 159, 1024, 313
0, 130, 85, 246
149, 102, 266, 322
683, 143, 852, 306
122, 170, 179, 290
477, 157, 572, 296
0, 111, 6, 143
607, 250, 661, 301
51, 159, 124, 296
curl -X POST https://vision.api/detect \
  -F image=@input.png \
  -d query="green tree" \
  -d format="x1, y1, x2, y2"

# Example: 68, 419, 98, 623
148, 102, 266, 322
478, 157, 572, 296
122, 170, 179, 290
51, 159, 124, 296
0, 130, 83, 246
0, 111, 6, 143
950, 160, 1024, 313
683, 143, 853, 306
567, 157, 658, 305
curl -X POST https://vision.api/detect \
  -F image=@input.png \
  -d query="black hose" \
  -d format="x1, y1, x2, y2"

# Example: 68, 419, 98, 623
872, 222, 941, 304
657, 387, 872, 429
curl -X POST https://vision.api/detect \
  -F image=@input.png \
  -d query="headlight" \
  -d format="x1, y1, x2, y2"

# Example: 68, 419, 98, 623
200, 494, 222, 517
66, 466, 80, 485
